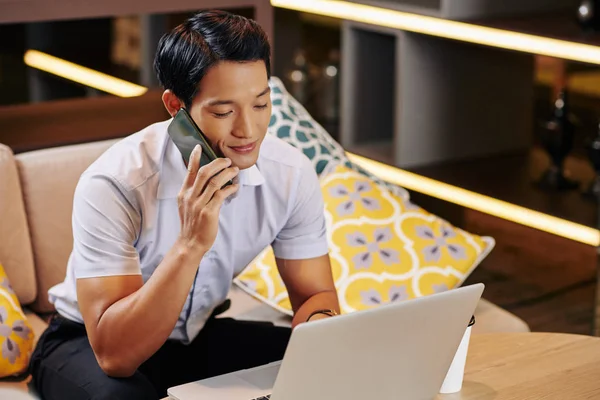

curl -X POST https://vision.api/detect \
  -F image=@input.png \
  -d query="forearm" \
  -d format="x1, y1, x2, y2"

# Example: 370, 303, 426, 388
93, 240, 203, 376
292, 290, 340, 328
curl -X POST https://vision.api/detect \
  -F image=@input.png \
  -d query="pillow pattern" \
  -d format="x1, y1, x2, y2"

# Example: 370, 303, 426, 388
0, 263, 34, 378
268, 77, 410, 202
234, 163, 494, 315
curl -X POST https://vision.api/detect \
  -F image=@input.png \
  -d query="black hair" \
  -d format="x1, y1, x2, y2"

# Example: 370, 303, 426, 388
154, 10, 271, 108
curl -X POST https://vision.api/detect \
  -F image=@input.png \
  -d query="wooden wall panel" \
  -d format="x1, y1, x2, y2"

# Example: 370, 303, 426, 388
0, 89, 168, 153
0, 0, 274, 55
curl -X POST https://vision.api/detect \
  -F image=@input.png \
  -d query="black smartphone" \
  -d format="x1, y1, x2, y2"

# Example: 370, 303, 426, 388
167, 108, 233, 187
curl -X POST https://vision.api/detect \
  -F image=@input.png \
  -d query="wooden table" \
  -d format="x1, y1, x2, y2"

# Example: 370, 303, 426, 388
438, 332, 600, 399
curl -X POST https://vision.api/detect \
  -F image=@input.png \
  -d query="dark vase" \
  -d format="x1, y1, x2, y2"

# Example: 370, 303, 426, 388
535, 89, 579, 191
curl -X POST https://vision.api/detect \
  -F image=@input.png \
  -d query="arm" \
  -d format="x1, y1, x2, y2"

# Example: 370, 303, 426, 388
76, 145, 239, 377
77, 242, 203, 377
272, 158, 339, 328
276, 254, 340, 328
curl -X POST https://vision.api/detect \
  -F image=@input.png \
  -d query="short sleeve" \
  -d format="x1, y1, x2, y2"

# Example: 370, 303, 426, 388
71, 173, 142, 279
271, 162, 329, 260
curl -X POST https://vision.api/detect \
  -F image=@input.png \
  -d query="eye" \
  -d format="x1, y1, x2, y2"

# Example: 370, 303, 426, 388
254, 103, 268, 110
213, 111, 233, 118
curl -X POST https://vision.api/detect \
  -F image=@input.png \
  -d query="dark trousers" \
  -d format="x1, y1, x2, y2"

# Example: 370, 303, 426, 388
29, 314, 291, 400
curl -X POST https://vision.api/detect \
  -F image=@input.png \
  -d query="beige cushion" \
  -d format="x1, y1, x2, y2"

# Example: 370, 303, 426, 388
470, 297, 530, 334
16, 139, 119, 313
221, 286, 530, 334
0, 144, 36, 305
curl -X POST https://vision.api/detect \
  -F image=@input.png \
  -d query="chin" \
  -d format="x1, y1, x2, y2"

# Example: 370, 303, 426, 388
229, 153, 258, 170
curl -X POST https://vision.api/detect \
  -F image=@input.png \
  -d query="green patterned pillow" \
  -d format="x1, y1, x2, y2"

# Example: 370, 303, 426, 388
267, 77, 410, 201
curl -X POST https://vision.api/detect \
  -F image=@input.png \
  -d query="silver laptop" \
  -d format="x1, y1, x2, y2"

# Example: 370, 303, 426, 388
168, 283, 484, 400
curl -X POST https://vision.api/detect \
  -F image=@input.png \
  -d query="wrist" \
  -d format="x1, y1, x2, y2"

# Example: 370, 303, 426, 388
306, 313, 330, 322
174, 237, 206, 264
306, 309, 338, 322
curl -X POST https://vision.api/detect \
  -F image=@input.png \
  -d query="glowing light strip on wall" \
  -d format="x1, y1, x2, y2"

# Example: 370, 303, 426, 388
271, 0, 600, 65
23, 50, 148, 98
347, 153, 600, 247
21, 50, 600, 245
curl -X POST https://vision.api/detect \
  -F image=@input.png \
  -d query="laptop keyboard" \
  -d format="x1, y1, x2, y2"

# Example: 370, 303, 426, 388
251, 396, 271, 400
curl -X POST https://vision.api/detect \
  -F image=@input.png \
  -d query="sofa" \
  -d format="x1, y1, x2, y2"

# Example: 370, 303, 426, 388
0, 138, 529, 397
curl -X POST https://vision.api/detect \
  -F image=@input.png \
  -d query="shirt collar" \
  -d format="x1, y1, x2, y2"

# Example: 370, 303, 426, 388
238, 163, 266, 187
157, 133, 265, 199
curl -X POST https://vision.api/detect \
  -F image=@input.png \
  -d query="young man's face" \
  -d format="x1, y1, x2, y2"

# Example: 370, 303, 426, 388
188, 60, 272, 170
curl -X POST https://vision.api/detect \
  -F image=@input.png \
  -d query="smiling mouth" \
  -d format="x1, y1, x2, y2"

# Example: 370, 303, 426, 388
229, 141, 257, 154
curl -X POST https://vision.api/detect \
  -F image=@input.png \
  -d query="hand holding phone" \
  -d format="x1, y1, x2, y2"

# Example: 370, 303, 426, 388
167, 108, 233, 188
176, 144, 239, 255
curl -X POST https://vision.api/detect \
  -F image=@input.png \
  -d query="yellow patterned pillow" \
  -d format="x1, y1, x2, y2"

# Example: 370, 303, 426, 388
234, 164, 494, 315
0, 263, 34, 377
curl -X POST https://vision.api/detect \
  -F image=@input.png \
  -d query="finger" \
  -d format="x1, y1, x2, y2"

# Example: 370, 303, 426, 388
197, 166, 239, 207
205, 183, 240, 213
184, 145, 202, 189
192, 157, 233, 198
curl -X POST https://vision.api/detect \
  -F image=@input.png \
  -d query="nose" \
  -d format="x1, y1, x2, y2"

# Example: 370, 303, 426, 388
231, 110, 253, 139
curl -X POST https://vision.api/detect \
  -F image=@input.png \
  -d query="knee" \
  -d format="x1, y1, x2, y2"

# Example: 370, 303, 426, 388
33, 364, 159, 400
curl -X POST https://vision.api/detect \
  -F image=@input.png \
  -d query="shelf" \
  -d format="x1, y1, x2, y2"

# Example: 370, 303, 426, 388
346, 0, 572, 21
348, 146, 600, 247
340, 26, 396, 149
346, 141, 395, 166
272, 1, 600, 65
408, 147, 598, 229
349, 142, 599, 229
340, 18, 533, 169
469, 11, 600, 48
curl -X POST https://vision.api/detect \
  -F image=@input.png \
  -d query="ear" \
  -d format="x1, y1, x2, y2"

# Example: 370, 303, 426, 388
162, 90, 184, 117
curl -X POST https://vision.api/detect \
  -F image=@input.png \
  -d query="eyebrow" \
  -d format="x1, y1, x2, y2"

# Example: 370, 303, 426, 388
207, 86, 271, 107
257, 86, 271, 97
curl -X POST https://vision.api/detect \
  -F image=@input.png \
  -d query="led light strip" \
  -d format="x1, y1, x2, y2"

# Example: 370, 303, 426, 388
21, 49, 599, 245
271, 0, 600, 65
23, 50, 148, 98
347, 153, 600, 247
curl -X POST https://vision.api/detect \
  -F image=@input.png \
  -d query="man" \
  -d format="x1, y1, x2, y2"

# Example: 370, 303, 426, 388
29, 10, 339, 400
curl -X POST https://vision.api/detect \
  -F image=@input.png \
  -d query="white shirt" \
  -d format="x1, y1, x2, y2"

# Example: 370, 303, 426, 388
48, 119, 329, 343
